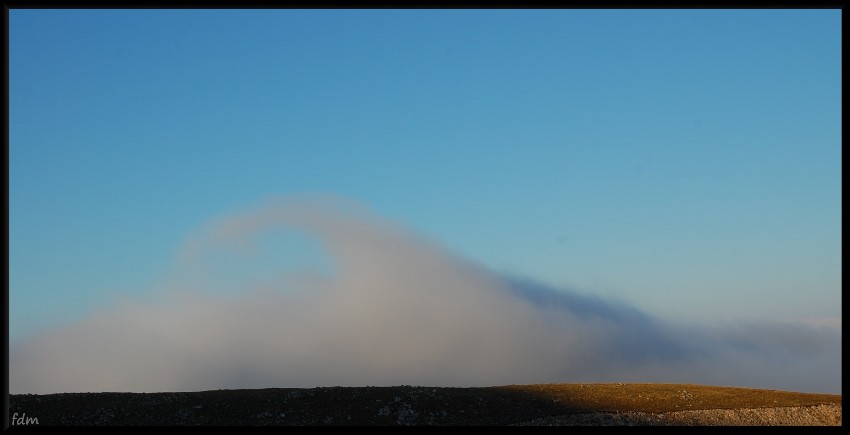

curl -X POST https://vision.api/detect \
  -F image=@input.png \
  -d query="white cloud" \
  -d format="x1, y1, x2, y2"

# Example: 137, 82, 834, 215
9, 195, 841, 394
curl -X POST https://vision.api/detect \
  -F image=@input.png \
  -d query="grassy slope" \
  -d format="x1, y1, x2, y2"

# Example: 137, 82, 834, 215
8, 383, 842, 426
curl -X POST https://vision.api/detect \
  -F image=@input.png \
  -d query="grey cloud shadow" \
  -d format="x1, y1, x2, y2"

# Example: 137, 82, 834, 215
503, 276, 705, 365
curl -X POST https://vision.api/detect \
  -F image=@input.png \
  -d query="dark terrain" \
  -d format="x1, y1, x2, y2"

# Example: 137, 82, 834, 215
8, 383, 842, 426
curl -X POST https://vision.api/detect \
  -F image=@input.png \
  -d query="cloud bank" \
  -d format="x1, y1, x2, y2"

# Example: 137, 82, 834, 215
9, 195, 841, 394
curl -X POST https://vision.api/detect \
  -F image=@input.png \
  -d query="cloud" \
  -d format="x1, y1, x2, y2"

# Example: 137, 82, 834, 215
9, 195, 841, 394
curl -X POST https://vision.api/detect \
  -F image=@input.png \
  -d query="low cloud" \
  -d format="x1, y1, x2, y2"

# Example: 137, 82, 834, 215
9, 195, 841, 394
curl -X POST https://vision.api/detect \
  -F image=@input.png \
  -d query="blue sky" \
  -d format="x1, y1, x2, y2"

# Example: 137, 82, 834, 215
9, 8, 841, 350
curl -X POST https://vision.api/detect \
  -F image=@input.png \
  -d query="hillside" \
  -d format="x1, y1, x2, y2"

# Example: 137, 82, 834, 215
8, 383, 842, 426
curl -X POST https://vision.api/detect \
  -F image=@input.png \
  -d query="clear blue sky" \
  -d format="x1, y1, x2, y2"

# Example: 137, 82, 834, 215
10, 9, 841, 342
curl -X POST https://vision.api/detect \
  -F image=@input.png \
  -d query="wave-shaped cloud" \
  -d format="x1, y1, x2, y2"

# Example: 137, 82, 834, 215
9, 195, 841, 394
